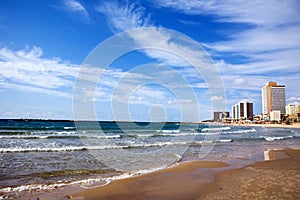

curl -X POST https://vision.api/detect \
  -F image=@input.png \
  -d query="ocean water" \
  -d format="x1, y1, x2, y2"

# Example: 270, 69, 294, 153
0, 119, 300, 198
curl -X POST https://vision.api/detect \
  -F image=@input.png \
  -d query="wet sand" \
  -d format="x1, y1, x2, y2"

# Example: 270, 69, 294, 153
198, 149, 300, 200
71, 161, 229, 200
70, 149, 300, 200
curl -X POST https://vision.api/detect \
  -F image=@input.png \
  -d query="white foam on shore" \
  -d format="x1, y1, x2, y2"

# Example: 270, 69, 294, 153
159, 132, 220, 137
131, 134, 154, 138
63, 127, 76, 130
261, 135, 293, 141
2, 138, 234, 153
202, 126, 231, 132
0, 178, 104, 194
0, 154, 182, 195
157, 130, 180, 133
85, 135, 121, 139
0, 139, 231, 153
218, 139, 232, 143
223, 128, 256, 134
0, 128, 256, 141
0, 135, 50, 139
0, 134, 120, 139
99, 154, 181, 186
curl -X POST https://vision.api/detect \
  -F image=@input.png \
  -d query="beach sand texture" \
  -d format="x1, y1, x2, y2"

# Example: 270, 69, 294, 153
71, 149, 300, 200
71, 161, 229, 200
198, 149, 300, 200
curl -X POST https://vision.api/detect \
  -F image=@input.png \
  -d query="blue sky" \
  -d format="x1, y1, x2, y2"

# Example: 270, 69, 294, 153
1, 0, 300, 121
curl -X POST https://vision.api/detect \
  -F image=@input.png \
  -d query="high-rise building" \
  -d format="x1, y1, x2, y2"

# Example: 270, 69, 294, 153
231, 99, 253, 120
213, 111, 229, 122
262, 82, 286, 116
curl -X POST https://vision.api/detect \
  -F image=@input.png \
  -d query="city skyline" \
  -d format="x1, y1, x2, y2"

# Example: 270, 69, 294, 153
1, 0, 300, 121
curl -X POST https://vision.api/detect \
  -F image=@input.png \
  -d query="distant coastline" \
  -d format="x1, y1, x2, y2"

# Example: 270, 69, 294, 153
0, 118, 188, 123
1, 118, 300, 128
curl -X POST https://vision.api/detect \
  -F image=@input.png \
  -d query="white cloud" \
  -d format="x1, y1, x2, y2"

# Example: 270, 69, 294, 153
288, 96, 300, 102
62, 0, 89, 21
0, 82, 71, 98
96, 1, 198, 67
96, 1, 151, 32
153, 1, 300, 60
95, 1, 226, 120
154, 0, 300, 26
0, 46, 79, 96
233, 78, 244, 85
154, 0, 300, 113
127, 86, 173, 106
287, 96, 300, 105
96, 2, 183, 67
64, 0, 85, 12
211, 95, 223, 101
95, 1, 217, 113
154, 1, 300, 69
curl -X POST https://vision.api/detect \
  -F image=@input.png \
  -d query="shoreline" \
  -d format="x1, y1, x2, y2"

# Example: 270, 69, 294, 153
228, 122, 300, 129
70, 161, 230, 200
2, 121, 299, 199
66, 148, 300, 200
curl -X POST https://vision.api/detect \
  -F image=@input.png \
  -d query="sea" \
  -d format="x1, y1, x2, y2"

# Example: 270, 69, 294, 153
0, 119, 300, 199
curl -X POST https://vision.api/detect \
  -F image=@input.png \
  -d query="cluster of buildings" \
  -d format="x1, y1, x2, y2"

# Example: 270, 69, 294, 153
213, 81, 300, 124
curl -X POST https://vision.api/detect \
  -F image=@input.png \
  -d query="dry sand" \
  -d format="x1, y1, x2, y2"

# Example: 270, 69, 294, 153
231, 123, 300, 129
70, 149, 300, 200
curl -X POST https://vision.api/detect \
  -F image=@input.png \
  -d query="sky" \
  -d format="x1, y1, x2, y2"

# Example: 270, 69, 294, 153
0, 0, 300, 121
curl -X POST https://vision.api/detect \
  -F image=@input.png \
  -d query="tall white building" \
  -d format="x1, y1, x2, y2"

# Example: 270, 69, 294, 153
262, 82, 286, 116
286, 104, 297, 115
231, 99, 253, 120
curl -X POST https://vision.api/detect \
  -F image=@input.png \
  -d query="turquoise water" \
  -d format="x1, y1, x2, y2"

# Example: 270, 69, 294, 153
0, 119, 299, 198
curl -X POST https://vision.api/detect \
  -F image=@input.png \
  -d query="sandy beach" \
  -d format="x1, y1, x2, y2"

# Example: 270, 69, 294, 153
2, 121, 300, 200
71, 161, 229, 200
70, 148, 300, 200
231, 123, 300, 129
198, 149, 300, 200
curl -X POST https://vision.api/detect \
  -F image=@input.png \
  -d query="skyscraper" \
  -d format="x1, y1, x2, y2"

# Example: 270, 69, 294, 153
231, 99, 253, 120
262, 82, 286, 116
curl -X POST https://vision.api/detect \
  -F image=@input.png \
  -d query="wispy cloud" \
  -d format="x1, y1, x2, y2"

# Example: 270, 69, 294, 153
153, 0, 300, 67
62, 0, 89, 21
94, 1, 225, 119
96, 1, 220, 70
0, 46, 79, 97
154, 0, 300, 109
96, 1, 190, 67
96, 1, 152, 33
154, 0, 300, 26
